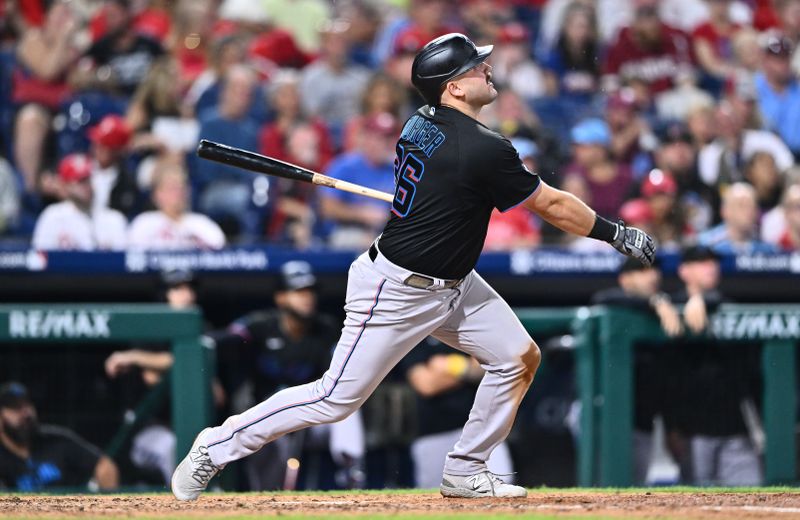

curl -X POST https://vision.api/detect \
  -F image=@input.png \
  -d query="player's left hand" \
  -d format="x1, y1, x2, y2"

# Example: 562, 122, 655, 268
610, 219, 656, 266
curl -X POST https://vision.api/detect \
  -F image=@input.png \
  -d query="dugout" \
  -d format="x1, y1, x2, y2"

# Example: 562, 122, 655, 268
0, 304, 212, 462
575, 304, 800, 487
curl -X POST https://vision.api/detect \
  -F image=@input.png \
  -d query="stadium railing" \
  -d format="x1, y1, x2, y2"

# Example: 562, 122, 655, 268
574, 305, 799, 487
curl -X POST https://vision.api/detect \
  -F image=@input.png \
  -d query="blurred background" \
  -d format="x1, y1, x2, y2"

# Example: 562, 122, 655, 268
0, 0, 799, 493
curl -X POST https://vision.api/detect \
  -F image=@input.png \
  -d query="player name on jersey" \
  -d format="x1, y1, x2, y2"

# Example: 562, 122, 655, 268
7, 310, 111, 339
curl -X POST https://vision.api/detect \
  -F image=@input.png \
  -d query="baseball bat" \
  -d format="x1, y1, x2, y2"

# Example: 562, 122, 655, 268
196, 140, 394, 203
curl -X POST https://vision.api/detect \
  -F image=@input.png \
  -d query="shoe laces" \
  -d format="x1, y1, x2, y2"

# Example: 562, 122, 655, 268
189, 446, 219, 485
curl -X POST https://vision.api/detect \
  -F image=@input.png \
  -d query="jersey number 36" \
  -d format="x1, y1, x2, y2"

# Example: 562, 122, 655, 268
392, 144, 424, 218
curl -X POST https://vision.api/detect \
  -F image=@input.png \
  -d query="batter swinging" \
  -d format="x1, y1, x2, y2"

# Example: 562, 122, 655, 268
172, 33, 655, 500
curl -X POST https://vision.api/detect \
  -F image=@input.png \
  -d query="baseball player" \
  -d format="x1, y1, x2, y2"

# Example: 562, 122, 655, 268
172, 33, 655, 500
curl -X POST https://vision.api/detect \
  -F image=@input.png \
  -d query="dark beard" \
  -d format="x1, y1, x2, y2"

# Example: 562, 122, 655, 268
3, 417, 38, 446
281, 305, 314, 325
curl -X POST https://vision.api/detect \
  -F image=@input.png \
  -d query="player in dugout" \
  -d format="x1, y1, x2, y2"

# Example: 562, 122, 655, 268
0, 382, 119, 491
172, 33, 655, 500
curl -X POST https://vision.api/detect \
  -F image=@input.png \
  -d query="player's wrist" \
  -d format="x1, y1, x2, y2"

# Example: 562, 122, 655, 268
588, 214, 618, 243
649, 292, 671, 309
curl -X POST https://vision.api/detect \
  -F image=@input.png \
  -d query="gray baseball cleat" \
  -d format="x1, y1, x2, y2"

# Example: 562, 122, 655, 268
171, 428, 222, 501
440, 471, 527, 498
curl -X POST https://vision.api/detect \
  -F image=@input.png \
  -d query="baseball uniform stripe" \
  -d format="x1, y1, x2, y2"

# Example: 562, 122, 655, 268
207, 278, 387, 449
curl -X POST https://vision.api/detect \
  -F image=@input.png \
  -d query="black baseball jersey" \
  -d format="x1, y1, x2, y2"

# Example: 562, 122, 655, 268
214, 310, 338, 401
378, 105, 541, 280
0, 425, 102, 491
401, 338, 478, 437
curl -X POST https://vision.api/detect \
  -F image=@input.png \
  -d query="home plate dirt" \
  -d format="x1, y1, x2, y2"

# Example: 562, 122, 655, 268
3, 492, 800, 519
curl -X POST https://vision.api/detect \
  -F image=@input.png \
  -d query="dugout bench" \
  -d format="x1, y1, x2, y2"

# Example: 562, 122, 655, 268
0, 304, 212, 460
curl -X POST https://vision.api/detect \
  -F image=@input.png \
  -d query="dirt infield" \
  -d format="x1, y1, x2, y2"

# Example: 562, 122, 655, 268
3, 491, 800, 519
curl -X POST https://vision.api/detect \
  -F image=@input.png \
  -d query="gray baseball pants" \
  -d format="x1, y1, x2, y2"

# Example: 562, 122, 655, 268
205, 246, 540, 476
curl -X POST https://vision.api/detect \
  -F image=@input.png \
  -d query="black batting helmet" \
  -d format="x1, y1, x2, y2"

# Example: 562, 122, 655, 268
411, 33, 493, 106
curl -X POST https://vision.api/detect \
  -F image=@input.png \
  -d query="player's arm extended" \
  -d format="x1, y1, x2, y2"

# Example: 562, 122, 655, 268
523, 180, 656, 265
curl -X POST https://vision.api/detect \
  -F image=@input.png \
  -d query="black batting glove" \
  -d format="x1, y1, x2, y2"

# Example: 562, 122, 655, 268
610, 219, 656, 266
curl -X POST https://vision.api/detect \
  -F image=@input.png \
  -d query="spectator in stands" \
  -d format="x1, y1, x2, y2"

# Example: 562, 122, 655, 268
86, 115, 140, 218
185, 35, 246, 116
652, 121, 715, 233
0, 156, 19, 235
691, 0, 741, 92
265, 123, 325, 248
482, 89, 541, 141
128, 161, 225, 250
343, 72, 408, 151
403, 337, 515, 488
542, 2, 601, 103
484, 138, 541, 251
565, 118, 633, 219
259, 70, 333, 170
383, 29, 428, 110
300, 19, 371, 144
605, 88, 650, 171
339, 0, 383, 68
640, 169, 687, 251
71, 0, 164, 97
603, 0, 694, 97
126, 58, 199, 189
32, 154, 127, 251
459, 0, 514, 43
0, 381, 119, 491
391, 0, 461, 56
195, 64, 266, 239
765, 182, 800, 251
619, 198, 655, 237
489, 22, 547, 101
167, 2, 212, 87
686, 102, 717, 149
258, 71, 333, 247
698, 99, 794, 188
320, 113, 396, 250
731, 28, 761, 85
104, 268, 210, 486
484, 89, 563, 179
538, 0, 632, 51
211, 261, 343, 490
754, 34, 800, 157
744, 151, 784, 212
261, 0, 331, 54
591, 257, 683, 485
12, 1, 83, 194
698, 182, 776, 253
243, 7, 311, 73
673, 245, 763, 486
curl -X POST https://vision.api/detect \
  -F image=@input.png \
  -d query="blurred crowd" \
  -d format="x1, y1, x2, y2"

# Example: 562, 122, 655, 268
1, 0, 800, 253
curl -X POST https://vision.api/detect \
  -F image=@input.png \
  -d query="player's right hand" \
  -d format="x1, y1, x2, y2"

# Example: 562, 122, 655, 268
610, 219, 656, 266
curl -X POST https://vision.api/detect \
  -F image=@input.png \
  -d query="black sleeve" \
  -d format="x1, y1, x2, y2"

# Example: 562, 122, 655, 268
591, 288, 653, 312
50, 428, 102, 484
702, 289, 727, 312
484, 136, 541, 213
